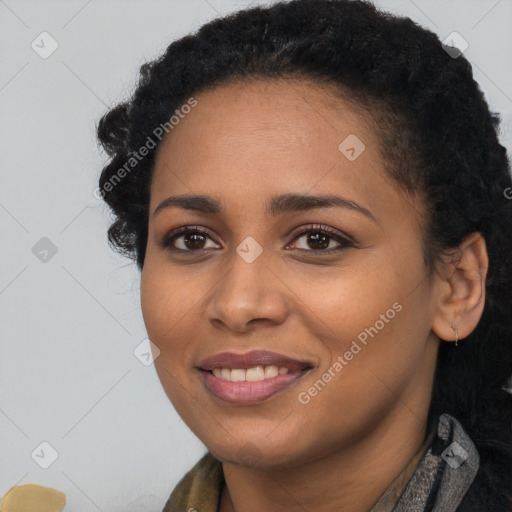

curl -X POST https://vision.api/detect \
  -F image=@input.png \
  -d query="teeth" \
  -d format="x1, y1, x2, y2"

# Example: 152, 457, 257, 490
231, 369, 246, 382
246, 366, 265, 381
211, 365, 290, 382
264, 365, 279, 378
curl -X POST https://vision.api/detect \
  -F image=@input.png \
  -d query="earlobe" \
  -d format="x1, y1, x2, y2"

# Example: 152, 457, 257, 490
431, 232, 489, 344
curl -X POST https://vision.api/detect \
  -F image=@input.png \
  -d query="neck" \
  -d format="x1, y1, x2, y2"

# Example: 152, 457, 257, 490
219, 406, 429, 512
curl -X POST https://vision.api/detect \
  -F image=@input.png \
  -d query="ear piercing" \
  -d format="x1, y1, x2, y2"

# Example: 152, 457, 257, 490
449, 322, 459, 347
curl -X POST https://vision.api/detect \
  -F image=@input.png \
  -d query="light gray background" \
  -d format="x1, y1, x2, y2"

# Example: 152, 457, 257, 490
1, 0, 511, 510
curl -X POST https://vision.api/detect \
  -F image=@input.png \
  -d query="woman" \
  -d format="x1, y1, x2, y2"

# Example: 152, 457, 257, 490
96, 0, 512, 510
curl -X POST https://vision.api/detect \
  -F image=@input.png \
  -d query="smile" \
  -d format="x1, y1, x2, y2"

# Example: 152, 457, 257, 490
211, 365, 290, 382
199, 366, 312, 404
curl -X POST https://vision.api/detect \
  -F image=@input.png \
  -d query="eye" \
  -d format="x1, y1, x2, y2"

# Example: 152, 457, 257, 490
157, 226, 219, 252
157, 224, 354, 255
286, 224, 354, 254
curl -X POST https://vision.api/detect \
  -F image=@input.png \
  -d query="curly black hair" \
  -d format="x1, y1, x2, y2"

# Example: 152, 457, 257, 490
96, 0, 512, 505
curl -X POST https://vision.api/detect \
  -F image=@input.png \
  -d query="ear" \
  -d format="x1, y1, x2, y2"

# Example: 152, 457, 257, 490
431, 232, 489, 344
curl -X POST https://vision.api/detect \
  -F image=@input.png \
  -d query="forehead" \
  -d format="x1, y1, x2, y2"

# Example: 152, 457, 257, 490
149, 78, 411, 224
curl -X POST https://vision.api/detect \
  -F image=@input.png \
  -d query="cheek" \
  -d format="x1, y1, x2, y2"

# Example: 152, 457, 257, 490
140, 259, 201, 349
140, 268, 169, 343
140, 262, 203, 419
298, 253, 428, 384
292, 261, 399, 340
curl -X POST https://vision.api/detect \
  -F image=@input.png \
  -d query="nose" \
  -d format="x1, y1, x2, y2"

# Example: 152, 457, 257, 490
206, 246, 290, 333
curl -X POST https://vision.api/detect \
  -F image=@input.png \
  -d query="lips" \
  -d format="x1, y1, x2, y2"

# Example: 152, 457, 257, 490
201, 369, 311, 404
197, 350, 313, 372
196, 350, 314, 404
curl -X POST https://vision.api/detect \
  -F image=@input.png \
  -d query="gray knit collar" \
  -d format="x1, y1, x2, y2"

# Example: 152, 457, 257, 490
392, 413, 479, 512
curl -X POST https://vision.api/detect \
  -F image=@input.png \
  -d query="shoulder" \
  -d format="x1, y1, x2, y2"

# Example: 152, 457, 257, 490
393, 413, 511, 511
162, 451, 224, 512
456, 449, 512, 512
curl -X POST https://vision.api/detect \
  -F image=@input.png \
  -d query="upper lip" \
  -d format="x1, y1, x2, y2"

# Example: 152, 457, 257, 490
197, 350, 314, 371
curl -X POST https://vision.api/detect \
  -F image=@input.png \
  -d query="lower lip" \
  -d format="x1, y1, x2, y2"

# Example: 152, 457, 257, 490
200, 368, 312, 405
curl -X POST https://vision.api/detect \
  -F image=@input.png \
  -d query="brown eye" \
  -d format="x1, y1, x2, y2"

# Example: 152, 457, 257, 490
302, 232, 330, 250
158, 227, 219, 252
288, 225, 354, 254
158, 224, 354, 256
181, 232, 207, 250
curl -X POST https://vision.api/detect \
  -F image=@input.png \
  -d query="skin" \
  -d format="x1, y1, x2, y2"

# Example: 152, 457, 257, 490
140, 78, 488, 512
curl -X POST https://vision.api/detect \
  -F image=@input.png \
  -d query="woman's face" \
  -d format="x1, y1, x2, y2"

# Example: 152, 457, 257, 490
141, 79, 440, 468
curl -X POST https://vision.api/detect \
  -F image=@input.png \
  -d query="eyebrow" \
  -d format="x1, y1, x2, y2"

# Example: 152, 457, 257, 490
153, 193, 377, 222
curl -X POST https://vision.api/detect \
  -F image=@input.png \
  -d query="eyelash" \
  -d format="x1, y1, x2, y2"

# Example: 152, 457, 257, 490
157, 224, 355, 255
